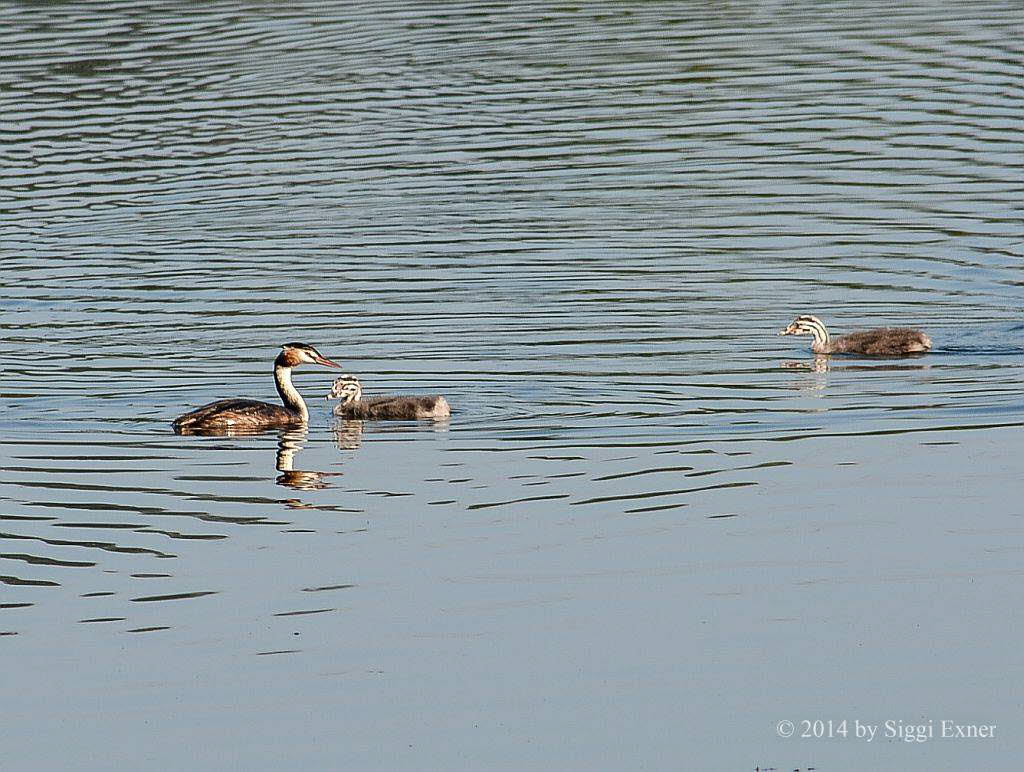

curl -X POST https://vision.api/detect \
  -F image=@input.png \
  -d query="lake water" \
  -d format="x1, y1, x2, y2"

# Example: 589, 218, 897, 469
2, 1, 1023, 769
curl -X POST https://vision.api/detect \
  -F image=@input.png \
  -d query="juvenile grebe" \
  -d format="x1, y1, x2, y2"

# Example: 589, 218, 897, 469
326, 375, 450, 420
172, 343, 340, 433
779, 315, 932, 356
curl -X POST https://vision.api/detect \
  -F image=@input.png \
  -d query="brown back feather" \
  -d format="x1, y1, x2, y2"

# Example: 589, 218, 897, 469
172, 399, 299, 433
334, 395, 449, 420
832, 328, 931, 355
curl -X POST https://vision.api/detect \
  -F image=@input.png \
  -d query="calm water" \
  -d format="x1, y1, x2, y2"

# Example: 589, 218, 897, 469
3, 1, 1023, 769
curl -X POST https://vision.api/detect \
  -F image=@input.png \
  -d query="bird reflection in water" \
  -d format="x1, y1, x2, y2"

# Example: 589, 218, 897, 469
173, 420, 345, 505
275, 427, 335, 492
781, 356, 831, 374
780, 356, 831, 395
780, 356, 932, 395
333, 420, 365, 450
329, 417, 449, 451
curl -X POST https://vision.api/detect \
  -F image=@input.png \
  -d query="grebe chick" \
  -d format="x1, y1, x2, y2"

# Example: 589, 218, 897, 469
326, 375, 450, 420
172, 343, 341, 433
779, 315, 931, 356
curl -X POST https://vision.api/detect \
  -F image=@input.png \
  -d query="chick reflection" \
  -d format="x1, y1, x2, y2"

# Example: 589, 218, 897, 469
332, 419, 365, 450
330, 417, 450, 450
781, 357, 932, 375
781, 356, 831, 395
781, 356, 932, 395
275, 427, 330, 491
781, 356, 831, 374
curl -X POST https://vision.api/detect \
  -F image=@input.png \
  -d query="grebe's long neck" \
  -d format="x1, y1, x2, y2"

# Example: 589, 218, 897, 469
805, 318, 831, 354
274, 362, 308, 420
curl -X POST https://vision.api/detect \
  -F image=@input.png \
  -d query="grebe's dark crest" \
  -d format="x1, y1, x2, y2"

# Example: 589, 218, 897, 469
172, 343, 340, 434
326, 375, 450, 420
779, 315, 932, 356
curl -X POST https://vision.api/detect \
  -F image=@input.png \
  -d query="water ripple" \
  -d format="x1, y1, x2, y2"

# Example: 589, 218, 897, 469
0, 0, 1021, 692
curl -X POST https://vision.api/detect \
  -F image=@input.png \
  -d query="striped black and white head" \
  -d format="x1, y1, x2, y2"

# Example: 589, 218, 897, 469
326, 375, 362, 405
278, 342, 341, 369
779, 315, 830, 345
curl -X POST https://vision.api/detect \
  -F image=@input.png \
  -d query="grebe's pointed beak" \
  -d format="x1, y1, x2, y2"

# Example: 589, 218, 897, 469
314, 355, 341, 368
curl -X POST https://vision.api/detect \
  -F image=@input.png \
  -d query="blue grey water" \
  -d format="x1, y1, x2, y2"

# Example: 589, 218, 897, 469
2, 1, 1023, 769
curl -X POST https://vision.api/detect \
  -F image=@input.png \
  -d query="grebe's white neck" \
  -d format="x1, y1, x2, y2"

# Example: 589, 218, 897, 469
274, 362, 308, 420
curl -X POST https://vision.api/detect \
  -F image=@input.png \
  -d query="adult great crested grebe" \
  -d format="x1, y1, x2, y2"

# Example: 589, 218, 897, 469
326, 375, 450, 420
779, 315, 932, 356
172, 343, 340, 433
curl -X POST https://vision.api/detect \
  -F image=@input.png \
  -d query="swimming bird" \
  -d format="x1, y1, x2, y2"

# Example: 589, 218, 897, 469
172, 343, 340, 433
779, 315, 931, 356
326, 375, 450, 420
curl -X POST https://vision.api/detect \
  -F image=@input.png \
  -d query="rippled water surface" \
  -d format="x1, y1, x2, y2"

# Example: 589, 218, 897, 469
3, 1, 1023, 769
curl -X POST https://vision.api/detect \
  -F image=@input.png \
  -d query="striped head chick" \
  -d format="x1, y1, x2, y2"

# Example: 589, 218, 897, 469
326, 374, 363, 405
779, 314, 831, 354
